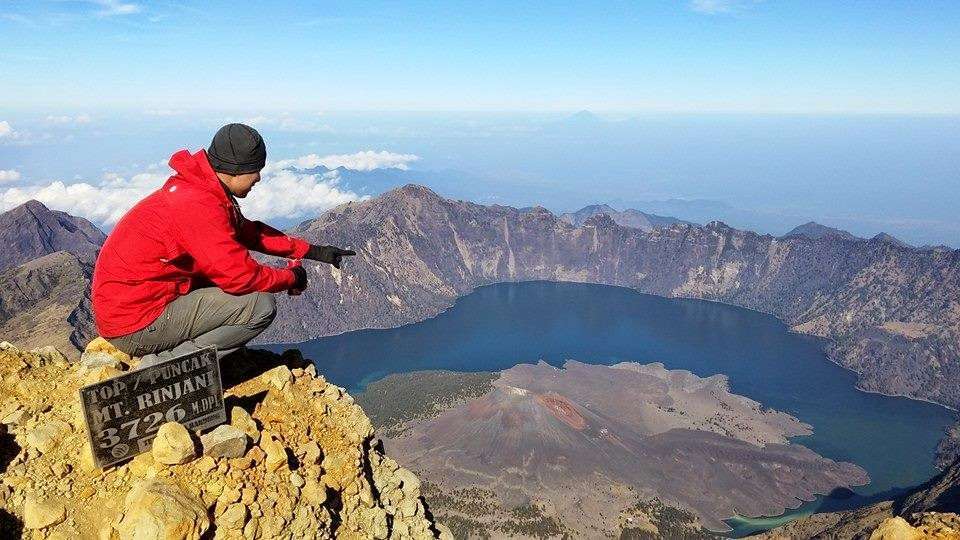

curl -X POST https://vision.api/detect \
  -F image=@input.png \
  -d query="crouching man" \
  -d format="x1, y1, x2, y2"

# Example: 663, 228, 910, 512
92, 123, 355, 367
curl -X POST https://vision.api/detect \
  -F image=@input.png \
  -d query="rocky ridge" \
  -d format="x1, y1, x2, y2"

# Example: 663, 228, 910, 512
0, 339, 446, 539
259, 185, 960, 416
559, 204, 689, 231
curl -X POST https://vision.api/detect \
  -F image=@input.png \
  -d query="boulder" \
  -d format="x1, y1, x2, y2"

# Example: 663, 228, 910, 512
152, 422, 196, 465
200, 424, 247, 459
230, 406, 260, 443
115, 479, 209, 540
83, 337, 131, 364
263, 365, 293, 390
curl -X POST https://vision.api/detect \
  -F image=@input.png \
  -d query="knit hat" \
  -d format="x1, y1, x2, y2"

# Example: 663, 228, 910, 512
206, 123, 266, 174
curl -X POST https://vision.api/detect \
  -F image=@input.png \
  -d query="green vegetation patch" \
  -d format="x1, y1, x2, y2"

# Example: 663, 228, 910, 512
620, 498, 719, 540
497, 502, 567, 539
357, 370, 497, 436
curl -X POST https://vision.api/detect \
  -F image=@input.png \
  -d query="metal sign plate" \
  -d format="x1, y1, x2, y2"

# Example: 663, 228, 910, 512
79, 347, 226, 469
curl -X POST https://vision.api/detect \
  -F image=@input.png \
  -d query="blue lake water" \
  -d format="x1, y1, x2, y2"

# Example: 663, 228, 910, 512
263, 281, 956, 536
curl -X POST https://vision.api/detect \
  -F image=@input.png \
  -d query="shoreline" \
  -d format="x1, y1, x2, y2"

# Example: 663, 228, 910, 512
262, 278, 960, 417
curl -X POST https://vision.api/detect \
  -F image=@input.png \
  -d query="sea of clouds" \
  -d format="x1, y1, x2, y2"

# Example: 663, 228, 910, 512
0, 150, 419, 228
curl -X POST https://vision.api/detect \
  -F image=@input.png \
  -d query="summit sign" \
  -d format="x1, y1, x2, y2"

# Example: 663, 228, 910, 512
79, 347, 226, 468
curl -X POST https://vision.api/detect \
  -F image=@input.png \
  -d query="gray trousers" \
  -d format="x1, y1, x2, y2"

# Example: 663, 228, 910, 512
108, 287, 277, 368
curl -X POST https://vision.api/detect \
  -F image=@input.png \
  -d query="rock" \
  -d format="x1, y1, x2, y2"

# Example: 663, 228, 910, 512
115, 479, 209, 540
289, 472, 305, 488
152, 422, 196, 465
82, 364, 123, 385
263, 365, 293, 390
200, 424, 247, 459
79, 351, 123, 370
220, 502, 248, 530
195, 455, 216, 473
869, 516, 921, 539
26, 418, 70, 454
261, 432, 288, 472
30, 346, 68, 367
396, 467, 421, 493
83, 337, 131, 364
298, 440, 322, 465
1, 407, 27, 426
23, 494, 66, 529
230, 406, 260, 443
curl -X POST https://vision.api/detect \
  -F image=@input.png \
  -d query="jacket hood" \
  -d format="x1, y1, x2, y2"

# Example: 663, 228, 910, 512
167, 149, 227, 201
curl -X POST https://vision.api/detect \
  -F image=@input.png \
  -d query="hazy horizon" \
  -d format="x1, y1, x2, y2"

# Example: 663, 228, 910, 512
2, 1, 958, 245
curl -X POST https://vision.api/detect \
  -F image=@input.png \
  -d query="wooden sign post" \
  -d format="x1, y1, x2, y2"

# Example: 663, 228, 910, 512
79, 347, 226, 469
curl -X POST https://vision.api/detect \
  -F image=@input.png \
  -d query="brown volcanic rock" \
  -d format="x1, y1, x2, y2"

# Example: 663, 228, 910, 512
0, 251, 96, 358
378, 361, 867, 534
259, 185, 960, 415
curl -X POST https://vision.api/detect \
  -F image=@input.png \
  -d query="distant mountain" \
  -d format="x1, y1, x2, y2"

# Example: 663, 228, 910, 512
783, 221, 859, 241
0, 201, 104, 356
560, 204, 690, 230
872, 231, 911, 247
0, 200, 104, 273
260, 185, 960, 420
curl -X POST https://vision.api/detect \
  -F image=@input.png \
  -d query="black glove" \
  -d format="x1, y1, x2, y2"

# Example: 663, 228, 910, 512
290, 265, 308, 291
305, 245, 356, 269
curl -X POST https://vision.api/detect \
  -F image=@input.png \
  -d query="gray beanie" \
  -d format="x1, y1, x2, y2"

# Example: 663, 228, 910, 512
207, 123, 266, 174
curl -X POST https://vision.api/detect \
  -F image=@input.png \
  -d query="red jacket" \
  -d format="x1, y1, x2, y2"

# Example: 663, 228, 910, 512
92, 149, 309, 338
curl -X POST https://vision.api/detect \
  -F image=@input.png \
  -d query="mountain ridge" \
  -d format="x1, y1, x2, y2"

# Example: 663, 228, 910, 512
260, 184, 960, 417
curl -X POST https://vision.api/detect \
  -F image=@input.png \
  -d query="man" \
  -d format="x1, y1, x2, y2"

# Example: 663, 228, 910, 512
93, 123, 355, 367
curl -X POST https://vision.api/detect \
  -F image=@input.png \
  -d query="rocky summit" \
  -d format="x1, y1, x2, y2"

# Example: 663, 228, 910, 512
0, 340, 447, 539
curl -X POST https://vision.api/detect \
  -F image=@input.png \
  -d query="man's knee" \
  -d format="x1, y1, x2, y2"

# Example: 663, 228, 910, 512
250, 292, 277, 327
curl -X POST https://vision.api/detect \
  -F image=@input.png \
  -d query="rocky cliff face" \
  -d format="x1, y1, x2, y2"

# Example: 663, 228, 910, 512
0, 340, 445, 539
0, 200, 104, 359
260, 184, 960, 413
0, 252, 96, 357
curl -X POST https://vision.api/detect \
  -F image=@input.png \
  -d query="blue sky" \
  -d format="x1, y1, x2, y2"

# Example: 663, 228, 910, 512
0, 1, 958, 246
2, 0, 958, 112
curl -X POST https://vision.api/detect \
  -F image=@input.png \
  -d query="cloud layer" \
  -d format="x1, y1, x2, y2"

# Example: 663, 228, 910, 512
0, 150, 417, 228
0, 170, 22, 183
267, 150, 420, 172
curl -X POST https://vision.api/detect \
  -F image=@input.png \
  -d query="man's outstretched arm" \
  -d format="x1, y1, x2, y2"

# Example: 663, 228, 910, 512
238, 219, 356, 268
237, 219, 311, 259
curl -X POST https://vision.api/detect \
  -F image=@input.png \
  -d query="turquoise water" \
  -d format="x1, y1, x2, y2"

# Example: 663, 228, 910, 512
264, 281, 956, 536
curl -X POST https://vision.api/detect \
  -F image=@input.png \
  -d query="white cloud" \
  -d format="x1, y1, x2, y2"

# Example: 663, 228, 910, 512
267, 150, 420, 173
0, 121, 14, 138
92, 0, 141, 16
689, 0, 760, 14
0, 153, 368, 227
0, 170, 21, 183
238, 169, 365, 222
45, 114, 92, 124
